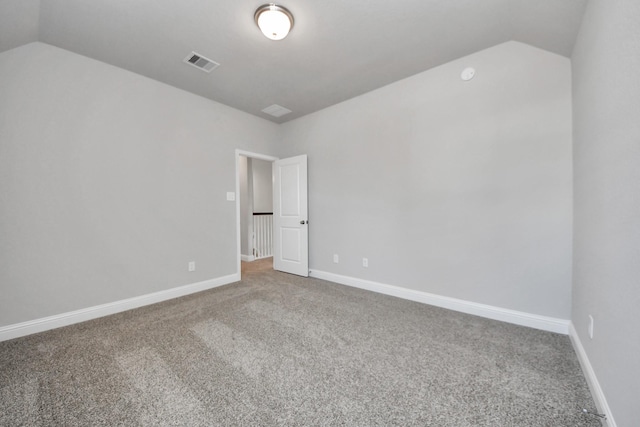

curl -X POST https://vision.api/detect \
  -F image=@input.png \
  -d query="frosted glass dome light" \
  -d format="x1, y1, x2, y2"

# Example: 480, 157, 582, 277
255, 4, 294, 41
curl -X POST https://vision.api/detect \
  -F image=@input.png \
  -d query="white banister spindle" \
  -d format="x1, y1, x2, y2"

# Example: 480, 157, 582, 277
253, 214, 273, 259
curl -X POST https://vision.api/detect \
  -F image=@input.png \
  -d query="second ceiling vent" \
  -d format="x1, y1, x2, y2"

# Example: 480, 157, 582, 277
183, 52, 220, 73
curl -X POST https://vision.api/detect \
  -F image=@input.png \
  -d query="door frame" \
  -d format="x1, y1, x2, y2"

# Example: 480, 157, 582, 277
235, 149, 279, 278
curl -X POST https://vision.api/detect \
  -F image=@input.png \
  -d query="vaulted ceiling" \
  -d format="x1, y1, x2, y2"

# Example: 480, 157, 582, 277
1, 0, 587, 123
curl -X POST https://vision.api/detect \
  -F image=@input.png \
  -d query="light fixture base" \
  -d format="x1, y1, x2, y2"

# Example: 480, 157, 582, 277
254, 4, 294, 41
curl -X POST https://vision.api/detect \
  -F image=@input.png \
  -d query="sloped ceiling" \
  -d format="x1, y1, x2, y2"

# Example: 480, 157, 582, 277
1, 0, 587, 123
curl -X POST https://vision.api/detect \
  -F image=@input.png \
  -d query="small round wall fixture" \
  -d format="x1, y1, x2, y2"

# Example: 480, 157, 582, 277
461, 67, 476, 81
255, 4, 294, 41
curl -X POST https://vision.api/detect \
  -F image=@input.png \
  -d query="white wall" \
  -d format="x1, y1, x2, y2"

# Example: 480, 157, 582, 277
0, 0, 39, 53
252, 158, 273, 213
0, 42, 279, 327
572, 1, 640, 425
278, 41, 573, 319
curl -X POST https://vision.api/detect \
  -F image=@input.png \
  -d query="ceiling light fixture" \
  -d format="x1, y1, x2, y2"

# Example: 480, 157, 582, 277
254, 4, 294, 41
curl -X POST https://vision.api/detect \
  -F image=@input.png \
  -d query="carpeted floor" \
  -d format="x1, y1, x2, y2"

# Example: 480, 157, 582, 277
1, 258, 601, 426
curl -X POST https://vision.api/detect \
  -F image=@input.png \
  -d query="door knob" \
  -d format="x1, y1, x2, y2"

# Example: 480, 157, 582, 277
300, 220, 307, 225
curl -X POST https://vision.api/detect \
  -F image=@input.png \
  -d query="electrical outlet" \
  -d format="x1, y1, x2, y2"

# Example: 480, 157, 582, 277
188, 261, 196, 272
333, 254, 339, 263
588, 315, 594, 339
362, 258, 368, 268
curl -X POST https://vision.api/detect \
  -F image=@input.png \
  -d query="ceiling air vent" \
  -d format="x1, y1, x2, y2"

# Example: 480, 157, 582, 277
183, 52, 220, 73
262, 104, 292, 118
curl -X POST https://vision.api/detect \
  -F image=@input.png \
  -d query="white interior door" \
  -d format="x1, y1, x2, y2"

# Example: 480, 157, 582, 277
273, 155, 308, 277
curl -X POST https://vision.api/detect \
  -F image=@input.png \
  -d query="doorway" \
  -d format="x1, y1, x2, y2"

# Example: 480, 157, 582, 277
235, 150, 309, 279
235, 150, 278, 276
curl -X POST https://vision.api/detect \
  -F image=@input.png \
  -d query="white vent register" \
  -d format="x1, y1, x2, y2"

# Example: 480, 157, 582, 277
262, 104, 292, 118
183, 52, 220, 73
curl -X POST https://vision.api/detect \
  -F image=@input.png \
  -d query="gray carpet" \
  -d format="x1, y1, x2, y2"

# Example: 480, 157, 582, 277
1, 258, 601, 426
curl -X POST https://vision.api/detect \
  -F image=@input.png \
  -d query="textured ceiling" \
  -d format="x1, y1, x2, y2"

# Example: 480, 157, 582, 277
1, 0, 587, 123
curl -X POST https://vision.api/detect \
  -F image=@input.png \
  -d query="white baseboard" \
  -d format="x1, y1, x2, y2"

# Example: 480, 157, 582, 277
569, 323, 616, 427
0, 273, 240, 343
309, 270, 570, 334
241, 254, 256, 262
